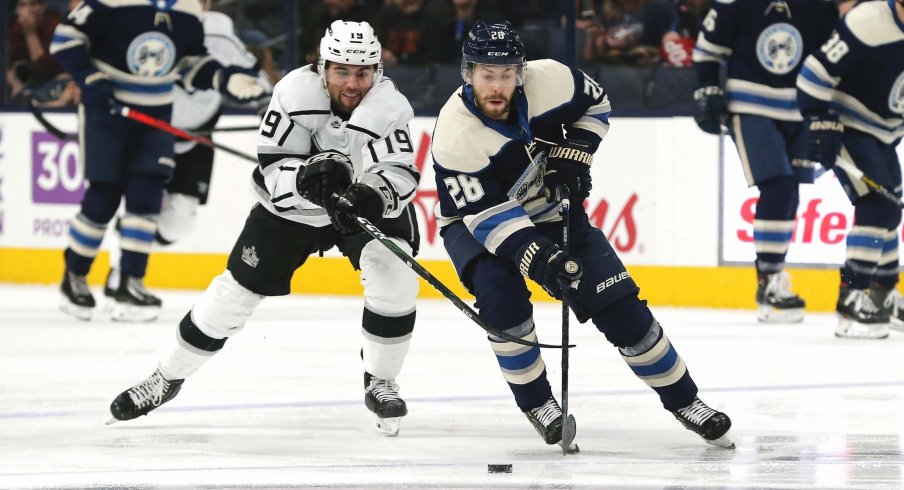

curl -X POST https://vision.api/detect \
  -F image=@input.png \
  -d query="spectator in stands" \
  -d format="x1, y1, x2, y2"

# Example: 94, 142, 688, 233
6, 0, 64, 101
373, 0, 439, 65
660, 0, 709, 67
298, 0, 376, 62
424, 0, 506, 63
580, 0, 678, 65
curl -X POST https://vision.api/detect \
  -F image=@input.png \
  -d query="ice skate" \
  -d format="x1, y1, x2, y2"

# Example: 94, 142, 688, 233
672, 397, 734, 448
756, 271, 805, 323
835, 286, 889, 339
59, 270, 95, 321
101, 268, 119, 313
869, 286, 904, 332
525, 397, 579, 453
364, 373, 407, 436
111, 275, 162, 322
107, 369, 184, 424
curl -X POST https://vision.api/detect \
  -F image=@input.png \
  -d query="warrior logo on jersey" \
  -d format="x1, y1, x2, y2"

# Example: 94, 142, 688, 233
889, 71, 904, 115
756, 23, 803, 75
126, 32, 176, 77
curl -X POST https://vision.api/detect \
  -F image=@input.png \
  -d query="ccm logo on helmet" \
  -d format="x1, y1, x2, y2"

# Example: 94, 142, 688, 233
347, 49, 369, 54
486, 51, 511, 56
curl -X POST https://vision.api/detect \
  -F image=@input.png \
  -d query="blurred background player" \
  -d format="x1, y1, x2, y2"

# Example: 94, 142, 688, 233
432, 20, 733, 449
51, 0, 268, 323
692, 0, 838, 323
796, 0, 904, 339
102, 0, 275, 307
107, 21, 421, 437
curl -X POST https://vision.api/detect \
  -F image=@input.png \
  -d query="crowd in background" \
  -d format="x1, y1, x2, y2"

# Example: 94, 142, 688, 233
4, 0, 710, 108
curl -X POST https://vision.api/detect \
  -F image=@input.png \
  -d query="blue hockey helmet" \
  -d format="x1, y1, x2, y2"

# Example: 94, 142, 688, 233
461, 20, 526, 85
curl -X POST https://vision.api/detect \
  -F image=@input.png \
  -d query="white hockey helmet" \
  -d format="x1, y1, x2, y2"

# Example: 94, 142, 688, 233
318, 20, 383, 84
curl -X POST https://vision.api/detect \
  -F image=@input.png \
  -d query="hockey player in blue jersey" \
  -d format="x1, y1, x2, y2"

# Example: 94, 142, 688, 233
693, 0, 838, 323
433, 21, 733, 449
50, 0, 267, 322
796, 0, 904, 339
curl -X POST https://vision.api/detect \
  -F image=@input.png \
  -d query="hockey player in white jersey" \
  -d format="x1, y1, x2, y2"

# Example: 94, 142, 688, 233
107, 21, 420, 436
797, 0, 904, 338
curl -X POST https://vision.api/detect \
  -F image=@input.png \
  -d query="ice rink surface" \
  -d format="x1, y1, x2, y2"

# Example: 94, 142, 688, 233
1, 283, 903, 489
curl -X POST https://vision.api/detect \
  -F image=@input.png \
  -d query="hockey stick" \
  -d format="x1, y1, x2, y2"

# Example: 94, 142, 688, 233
201, 125, 260, 133
27, 96, 76, 141
111, 104, 258, 164
352, 215, 573, 349
835, 158, 904, 209
558, 192, 578, 455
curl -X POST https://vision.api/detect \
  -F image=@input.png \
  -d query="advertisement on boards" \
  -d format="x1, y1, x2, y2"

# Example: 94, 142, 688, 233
720, 136, 904, 267
0, 112, 721, 266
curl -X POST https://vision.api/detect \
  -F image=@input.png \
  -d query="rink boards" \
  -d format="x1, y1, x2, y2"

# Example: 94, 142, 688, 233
1, 111, 901, 310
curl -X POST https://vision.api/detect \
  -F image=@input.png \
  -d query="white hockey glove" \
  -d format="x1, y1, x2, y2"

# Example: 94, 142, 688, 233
214, 66, 269, 104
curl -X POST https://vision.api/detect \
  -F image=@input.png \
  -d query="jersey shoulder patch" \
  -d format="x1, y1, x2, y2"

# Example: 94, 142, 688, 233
273, 66, 330, 113
347, 78, 414, 139
523, 59, 577, 119
844, 1, 904, 47
432, 93, 511, 173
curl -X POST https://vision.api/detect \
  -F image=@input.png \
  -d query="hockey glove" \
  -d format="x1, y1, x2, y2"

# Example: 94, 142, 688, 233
295, 150, 354, 209
517, 236, 583, 299
805, 114, 843, 170
544, 139, 594, 202
77, 70, 114, 112
693, 86, 727, 135
214, 65, 269, 104
331, 183, 385, 233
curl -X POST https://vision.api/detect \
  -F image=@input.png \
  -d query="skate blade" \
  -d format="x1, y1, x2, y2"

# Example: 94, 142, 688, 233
560, 414, 577, 454
111, 304, 161, 323
374, 416, 401, 437
105, 416, 119, 426
100, 296, 116, 314
705, 432, 735, 449
757, 306, 803, 324
834, 317, 890, 339
59, 298, 93, 321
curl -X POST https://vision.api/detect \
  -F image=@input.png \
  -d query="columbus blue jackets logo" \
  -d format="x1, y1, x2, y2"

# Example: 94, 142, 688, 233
126, 32, 176, 77
756, 23, 803, 75
889, 71, 904, 114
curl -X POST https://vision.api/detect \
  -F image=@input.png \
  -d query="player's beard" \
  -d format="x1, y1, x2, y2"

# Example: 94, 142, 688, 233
476, 92, 513, 121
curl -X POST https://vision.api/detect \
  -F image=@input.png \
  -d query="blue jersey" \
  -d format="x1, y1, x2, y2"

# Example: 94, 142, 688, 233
693, 0, 838, 121
432, 59, 610, 265
797, 0, 904, 144
50, 0, 217, 119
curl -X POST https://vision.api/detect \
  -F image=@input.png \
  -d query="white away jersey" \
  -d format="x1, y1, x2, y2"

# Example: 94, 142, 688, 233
252, 66, 418, 227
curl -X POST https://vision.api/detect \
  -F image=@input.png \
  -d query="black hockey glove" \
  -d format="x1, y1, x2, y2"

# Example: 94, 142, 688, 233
295, 150, 354, 209
543, 139, 594, 202
331, 183, 385, 233
214, 65, 269, 104
805, 114, 843, 170
77, 70, 114, 112
693, 86, 727, 135
517, 236, 583, 299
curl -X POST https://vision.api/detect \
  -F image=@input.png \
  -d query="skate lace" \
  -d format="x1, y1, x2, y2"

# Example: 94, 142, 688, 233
529, 399, 563, 427
846, 289, 879, 314
881, 289, 904, 312
677, 398, 716, 426
128, 371, 169, 409
68, 272, 91, 297
368, 378, 401, 402
766, 272, 798, 300
127, 278, 152, 297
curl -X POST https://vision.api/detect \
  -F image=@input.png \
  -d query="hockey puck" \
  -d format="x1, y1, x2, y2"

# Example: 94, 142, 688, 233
488, 464, 513, 473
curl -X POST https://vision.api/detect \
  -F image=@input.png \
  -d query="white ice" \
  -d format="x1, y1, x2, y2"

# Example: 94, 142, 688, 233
1, 283, 903, 489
